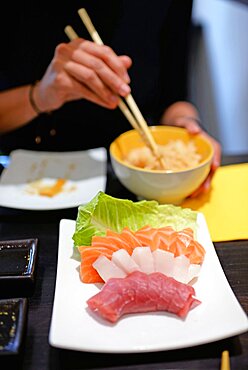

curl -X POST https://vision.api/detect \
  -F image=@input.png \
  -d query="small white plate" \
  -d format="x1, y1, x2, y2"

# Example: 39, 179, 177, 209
0, 148, 107, 210
49, 215, 248, 353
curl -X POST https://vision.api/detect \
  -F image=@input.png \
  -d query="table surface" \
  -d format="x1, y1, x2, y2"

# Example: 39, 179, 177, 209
0, 153, 247, 370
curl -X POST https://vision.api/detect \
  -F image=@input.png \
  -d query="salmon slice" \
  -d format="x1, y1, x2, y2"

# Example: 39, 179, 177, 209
140, 226, 205, 264
169, 236, 188, 257
177, 228, 194, 248
91, 236, 122, 253
79, 246, 113, 283
120, 227, 143, 250
156, 226, 176, 236
134, 225, 176, 251
154, 227, 176, 251
80, 263, 103, 284
105, 230, 134, 254
183, 240, 206, 264
135, 225, 159, 250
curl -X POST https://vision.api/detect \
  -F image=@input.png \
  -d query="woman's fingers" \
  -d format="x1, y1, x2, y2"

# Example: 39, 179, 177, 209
119, 55, 132, 69
160, 102, 222, 198
187, 134, 221, 198
67, 50, 131, 97
162, 115, 221, 198
168, 117, 202, 134
65, 40, 131, 94
202, 132, 222, 170
74, 40, 131, 83
54, 40, 131, 105
64, 59, 120, 106
66, 78, 119, 108
36, 54, 120, 111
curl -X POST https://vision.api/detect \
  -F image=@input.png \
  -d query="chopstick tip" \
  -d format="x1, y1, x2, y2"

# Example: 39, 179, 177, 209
78, 8, 86, 15
220, 350, 231, 370
64, 25, 79, 41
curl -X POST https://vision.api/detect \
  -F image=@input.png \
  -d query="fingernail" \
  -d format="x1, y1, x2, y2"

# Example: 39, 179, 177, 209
119, 84, 131, 95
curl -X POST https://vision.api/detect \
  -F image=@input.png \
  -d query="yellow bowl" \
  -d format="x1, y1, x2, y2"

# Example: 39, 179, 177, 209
109, 125, 214, 205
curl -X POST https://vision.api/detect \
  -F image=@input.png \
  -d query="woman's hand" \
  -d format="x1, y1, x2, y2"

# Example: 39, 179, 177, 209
161, 101, 222, 197
32, 38, 132, 113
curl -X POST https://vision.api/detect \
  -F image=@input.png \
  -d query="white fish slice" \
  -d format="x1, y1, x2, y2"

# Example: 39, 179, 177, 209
93, 247, 202, 284
93, 255, 126, 282
153, 249, 201, 284
111, 248, 141, 274
188, 263, 201, 283
173, 255, 190, 283
131, 246, 154, 274
153, 249, 174, 277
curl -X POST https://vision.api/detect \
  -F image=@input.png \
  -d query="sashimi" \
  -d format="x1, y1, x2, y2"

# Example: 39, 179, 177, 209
188, 264, 201, 282
120, 227, 143, 250
134, 225, 161, 251
105, 230, 134, 253
111, 249, 140, 274
173, 255, 191, 284
131, 246, 154, 274
184, 240, 206, 264
78, 246, 112, 283
154, 227, 178, 252
93, 247, 201, 284
87, 271, 201, 323
177, 228, 194, 247
153, 249, 175, 277
79, 225, 205, 283
91, 235, 125, 253
93, 255, 126, 282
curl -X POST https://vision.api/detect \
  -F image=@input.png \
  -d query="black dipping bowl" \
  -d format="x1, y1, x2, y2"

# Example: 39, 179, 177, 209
0, 298, 28, 355
0, 239, 38, 298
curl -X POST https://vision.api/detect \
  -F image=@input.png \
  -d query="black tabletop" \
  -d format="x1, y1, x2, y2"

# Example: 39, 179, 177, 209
0, 154, 247, 370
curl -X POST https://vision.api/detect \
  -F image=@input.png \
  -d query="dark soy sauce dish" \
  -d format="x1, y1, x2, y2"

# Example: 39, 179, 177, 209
0, 239, 38, 298
0, 298, 28, 355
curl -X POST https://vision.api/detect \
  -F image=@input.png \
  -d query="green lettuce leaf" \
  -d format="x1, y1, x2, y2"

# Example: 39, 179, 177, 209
72, 191, 198, 250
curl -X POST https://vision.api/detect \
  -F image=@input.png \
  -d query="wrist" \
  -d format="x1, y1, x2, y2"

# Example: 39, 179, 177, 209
29, 81, 52, 115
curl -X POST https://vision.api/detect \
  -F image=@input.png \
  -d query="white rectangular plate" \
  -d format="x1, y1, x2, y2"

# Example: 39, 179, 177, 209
49, 215, 248, 353
0, 148, 106, 210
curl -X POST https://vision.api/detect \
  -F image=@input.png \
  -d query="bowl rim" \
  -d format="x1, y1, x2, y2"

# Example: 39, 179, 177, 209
109, 125, 214, 174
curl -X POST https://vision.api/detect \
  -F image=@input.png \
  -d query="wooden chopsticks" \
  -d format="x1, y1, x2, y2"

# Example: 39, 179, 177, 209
220, 350, 231, 370
64, 25, 79, 41
64, 8, 165, 168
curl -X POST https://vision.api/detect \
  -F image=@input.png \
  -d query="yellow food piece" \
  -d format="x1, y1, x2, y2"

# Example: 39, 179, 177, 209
38, 178, 67, 197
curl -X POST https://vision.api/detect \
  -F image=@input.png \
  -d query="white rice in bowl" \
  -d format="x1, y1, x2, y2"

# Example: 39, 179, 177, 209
125, 140, 202, 171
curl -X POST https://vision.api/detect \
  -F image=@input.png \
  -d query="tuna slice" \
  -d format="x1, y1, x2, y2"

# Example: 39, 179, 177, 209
87, 271, 201, 323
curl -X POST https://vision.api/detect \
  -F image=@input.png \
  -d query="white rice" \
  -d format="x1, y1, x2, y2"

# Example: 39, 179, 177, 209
125, 140, 202, 171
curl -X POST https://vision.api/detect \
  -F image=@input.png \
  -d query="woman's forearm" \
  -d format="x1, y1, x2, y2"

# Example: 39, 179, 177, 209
0, 85, 38, 134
